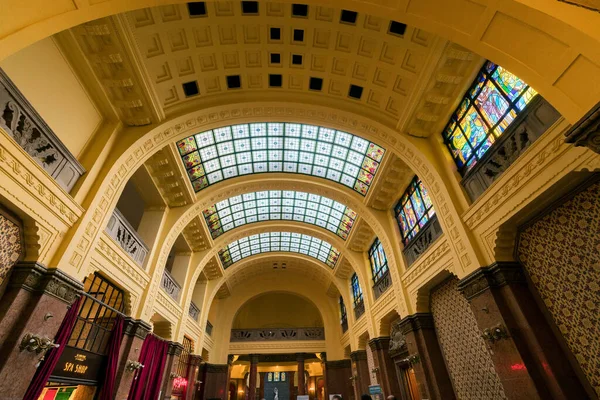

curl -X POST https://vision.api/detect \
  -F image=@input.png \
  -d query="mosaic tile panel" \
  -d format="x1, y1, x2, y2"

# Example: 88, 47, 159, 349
518, 181, 600, 397
431, 278, 507, 400
0, 212, 22, 287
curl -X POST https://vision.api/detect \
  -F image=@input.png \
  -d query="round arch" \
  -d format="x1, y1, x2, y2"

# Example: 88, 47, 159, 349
1, 1, 599, 121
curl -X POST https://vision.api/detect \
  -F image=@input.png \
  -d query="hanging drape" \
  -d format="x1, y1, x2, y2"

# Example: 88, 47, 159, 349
127, 334, 169, 400
97, 314, 125, 400
23, 296, 83, 400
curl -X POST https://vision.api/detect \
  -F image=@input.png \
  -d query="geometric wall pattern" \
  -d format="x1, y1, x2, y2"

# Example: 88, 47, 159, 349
518, 180, 600, 397
0, 211, 22, 288
431, 278, 507, 400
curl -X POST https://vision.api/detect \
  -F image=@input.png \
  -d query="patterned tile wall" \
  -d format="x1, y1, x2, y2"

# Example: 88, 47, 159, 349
0, 212, 22, 287
430, 278, 507, 400
518, 181, 600, 397
366, 344, 377, 386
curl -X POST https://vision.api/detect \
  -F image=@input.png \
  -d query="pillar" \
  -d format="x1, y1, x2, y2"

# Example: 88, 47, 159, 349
319, 352, 327, 400
113, 317, 152, 400
0, 262, 83, 398
324, 359, 352, 400
288, 371, 295, 397
186, 355, 203, 400
259, 371, 266, 400
160, 341, 185, 399
249, 354, 259, 400
458, 262, 588, 400
398, 314, 454, 400
297, 353, 306, 395
350, 351, 370, 398
368, 337, 401, 399
198, 363, 230, 400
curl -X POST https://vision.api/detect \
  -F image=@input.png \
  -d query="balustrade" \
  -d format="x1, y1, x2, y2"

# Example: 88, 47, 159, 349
461, 96, 560, 201
0, 69, 84, 192
373, 270, 392, 300
230, 327, 325, 342
341, 319, 348, 333
403, 214, 443, 267
105, 208, 149, 266
354, 300, 365, 320
206, 320, 213, 336
160, 269, 181, 302
189, 301, 200, 321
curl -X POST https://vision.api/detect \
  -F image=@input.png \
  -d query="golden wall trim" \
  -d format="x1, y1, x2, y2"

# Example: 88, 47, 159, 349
95, 233, 151, 286
228, 341, 327, 354
155, 289, 183, 322
401, 235, 451, 286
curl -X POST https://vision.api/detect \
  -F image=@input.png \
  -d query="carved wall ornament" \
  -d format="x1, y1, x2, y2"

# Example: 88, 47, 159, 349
565, 100, 600, 154
481, 325, 509, 343
8, 261, 83, 304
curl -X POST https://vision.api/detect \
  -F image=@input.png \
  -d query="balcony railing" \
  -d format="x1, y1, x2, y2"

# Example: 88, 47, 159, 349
0, 69, 85, 193
403, 214, 443, 267
461, 96, 560, 202
161, 269, 181, 302
354, 299, 365, 320
206, 320, 213, 336
373, 270, 392, 300
230, 327, 325, 342
341, 318, 348, 333
189, 301, 200, 321
105, 208, 149, 266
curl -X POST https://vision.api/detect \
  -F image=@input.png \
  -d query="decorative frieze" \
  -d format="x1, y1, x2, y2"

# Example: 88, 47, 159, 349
403, 215, 443, 267
457, 262, 526, 300
565, 100, 600, 154
123, 317, 152, 339
230, 327, 325, 342
0, 69, 85, 193
167, 341, 184, 356
8, 261, 83, 304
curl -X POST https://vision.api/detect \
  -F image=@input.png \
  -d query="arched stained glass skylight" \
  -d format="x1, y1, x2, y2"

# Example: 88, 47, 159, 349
203, 190, 357, 240
218, 232, 340, 269
442, 61, 537, 174
177, 123, 385, 196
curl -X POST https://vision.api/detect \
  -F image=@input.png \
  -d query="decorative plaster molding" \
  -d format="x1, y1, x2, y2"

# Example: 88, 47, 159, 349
402, 236, 451, 286
95, 233, 150, 287
156, 289, 183, 319
565, 100, 600, 153
228, 340, 327, 353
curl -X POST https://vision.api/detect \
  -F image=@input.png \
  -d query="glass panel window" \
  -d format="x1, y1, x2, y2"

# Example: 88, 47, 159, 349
177, 123, 385, 196
368, 238, 389, 283
268, 373, 273, 382
274, 372, 280, 381
394, 176, 436, 245
351, 273, 363, 307
203, 190, 357, 240
218, 232, 340, 269
442, 61, 537, 173
281, 372, 286, 381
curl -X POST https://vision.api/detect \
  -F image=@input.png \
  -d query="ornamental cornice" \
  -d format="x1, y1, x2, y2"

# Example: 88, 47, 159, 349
167, 341, 185, 356
123, 317, 152, 339
228, 340, 327, 352
371, 289, 396, 318
155, 289, 183, 319
398, 313, 435, 334
457, 262, 526, 300
95, 233, 150, 287
8, 261, 83, 304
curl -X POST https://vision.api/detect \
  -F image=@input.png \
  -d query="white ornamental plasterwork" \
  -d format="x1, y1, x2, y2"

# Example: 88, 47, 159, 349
401, 236, 451, 286
370, 289, 396, 318
95, 233, 151, 287
155, 289, 184, 319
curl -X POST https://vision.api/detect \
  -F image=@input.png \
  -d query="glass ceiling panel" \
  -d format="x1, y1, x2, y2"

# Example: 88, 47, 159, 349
177, 123, 386, 196
203, 190, 357, 240
218, 232, 340, 269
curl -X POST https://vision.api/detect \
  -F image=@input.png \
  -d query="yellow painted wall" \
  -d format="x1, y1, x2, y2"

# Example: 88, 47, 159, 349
1, 37, 102, 158
233, 293, 323, 329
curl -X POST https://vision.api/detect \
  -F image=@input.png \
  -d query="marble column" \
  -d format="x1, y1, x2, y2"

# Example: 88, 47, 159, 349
186, 355, 203, 400
350, 351, 370, 398
259, 371, 266, 400
324, 359, 352, 400
368, 337, 401, 399
458, 262, 588, 400
198, 363, 230, 400
112, 317, 152, 400
161, 341, 185, 399
248, 354, 259, 400
297, 353, 306, 395
0, 261, 83, 399
398, 314, 454, 400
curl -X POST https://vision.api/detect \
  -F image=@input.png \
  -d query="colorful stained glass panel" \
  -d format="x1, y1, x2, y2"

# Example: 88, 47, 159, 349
394, 176, 437, 245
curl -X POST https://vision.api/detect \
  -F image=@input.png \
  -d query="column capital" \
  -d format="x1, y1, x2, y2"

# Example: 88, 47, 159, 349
325, 359, 351, 369
250, 354, 260, 364
350, 350, 367, 361
457, 261, 526, 300
8, 261, 83, 304
167, 341, 184, 356
565, 100, 600, 154
123, 317, 152, 339
189, 354, 203, 366
368, 336, 390, 351
398, 313, 435, 334
206, 363, 229, 373
296, 353, 306, 362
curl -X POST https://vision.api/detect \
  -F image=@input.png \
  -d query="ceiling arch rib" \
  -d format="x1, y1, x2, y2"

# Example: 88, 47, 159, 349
202, 189, 358, 240
176, 122, 386, 196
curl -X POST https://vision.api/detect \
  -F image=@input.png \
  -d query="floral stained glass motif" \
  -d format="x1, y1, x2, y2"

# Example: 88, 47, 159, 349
218, 232, 340, 269
351, 273, 363, 307
395, 176, 436, 245
442, 61, 538, 173
177, 123, 386, 196
368, 238, 389, 283
202, 191, 357, 240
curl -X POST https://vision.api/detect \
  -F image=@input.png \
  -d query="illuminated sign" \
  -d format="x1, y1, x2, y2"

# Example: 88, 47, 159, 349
173, 377, 188, 391
50, 346, 104, 385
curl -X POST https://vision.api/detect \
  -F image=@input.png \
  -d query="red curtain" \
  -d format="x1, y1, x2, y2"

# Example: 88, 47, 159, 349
23, 296, 83, 400
97, 314, 125, 400
127, 334, 169, 400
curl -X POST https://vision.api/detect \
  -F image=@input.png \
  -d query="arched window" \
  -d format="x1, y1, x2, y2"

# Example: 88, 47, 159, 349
351, 273, 363, 306
394, 176, 435, 245
442, 61, 537, 173
177, 123, 385, 196
368, 238, 388, 283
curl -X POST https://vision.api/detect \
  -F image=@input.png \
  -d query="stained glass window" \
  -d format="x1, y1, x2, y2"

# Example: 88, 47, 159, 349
281, 372, 286, 381
177, 123, 385, 196
203, 190, 357, 240
442, 61, 537, 173
394, 176, 436, 245
368, 238, 388, 283
218, 232, 340, 269
268, 373, 273, 382
339, 296, 347, 324
351, 273, 363, 307
274, 372, 280, 381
